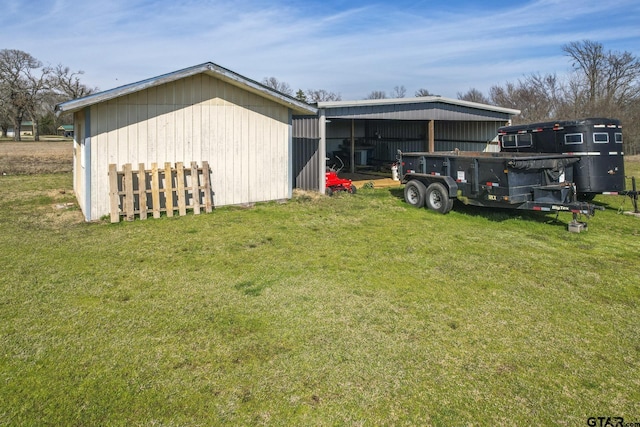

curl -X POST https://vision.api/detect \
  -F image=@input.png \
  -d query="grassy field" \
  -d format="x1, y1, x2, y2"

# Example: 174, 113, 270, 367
0, 142, 639, 426
0, 138, 73, 175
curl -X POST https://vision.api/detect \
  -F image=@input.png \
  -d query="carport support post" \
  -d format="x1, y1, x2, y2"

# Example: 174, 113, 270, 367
350, 119, 355, 173
319, 108, 327, 195
428, 119, 435, 152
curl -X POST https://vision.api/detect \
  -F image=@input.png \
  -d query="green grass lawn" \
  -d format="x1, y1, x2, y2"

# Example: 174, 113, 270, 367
0, 164, 639, 426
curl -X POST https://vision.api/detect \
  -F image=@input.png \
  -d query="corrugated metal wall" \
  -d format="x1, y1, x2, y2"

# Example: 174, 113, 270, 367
293, 107, 512, 192
292, 116, 320, 190
434, 120, 503, 152
293, 138, 320, 190
436, 120, 501, 143
85, 73, 292, 219
325, 119, 504, 161
292, 116, 319, 139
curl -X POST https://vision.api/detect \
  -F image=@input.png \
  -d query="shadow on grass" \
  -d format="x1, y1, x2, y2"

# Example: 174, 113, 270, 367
593, 194, 639, 213
386, 187, 571, 228
451, 202, 572, 228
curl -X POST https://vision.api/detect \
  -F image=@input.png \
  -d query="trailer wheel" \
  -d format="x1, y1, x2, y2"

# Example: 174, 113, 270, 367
426, 183, 452, 214
578, 192, 596, 202
404, 180, 427, 207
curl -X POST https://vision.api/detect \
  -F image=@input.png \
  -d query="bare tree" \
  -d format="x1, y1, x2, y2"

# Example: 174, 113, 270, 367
0, 49, 52, 141
489, 82, 520, 111
489, 73, 567, 124
457, 88, 489, 104
521, 73, 565, 121
625, 99, 640, 154
365, 90, 387, 100
0, 50, 97, 140
52, 65, 96, 100
415, 88, 434, 97
305, 89, 341, 103
26, 69, 52, 141
563, 40, 640, 113
0, 100, 10, 137
45, 65, 96, 132
261, 76, 293, 96
392, 85, 406, 98
0, 120, 9, 137
563, 40, 640, 153
563, 40, 605, 112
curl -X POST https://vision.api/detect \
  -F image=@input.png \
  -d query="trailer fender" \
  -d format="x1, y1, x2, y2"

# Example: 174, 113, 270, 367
441, 176, 459, 198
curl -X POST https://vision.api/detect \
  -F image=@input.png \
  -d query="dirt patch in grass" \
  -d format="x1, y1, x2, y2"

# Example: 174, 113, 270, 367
0, 139, 73, 174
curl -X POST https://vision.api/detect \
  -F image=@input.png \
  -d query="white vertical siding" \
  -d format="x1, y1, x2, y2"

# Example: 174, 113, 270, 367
73, 110, 85, 216
146, 87, 157, 163
137, 91, 149, 162
84, 73, 292, 220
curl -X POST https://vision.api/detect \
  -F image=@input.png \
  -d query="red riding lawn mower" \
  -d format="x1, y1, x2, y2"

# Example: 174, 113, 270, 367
326, 155, 356, 195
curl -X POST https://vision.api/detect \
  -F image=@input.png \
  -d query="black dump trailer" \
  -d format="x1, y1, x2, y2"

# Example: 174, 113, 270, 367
398, 150, 602, 229
497, 118, 625, 200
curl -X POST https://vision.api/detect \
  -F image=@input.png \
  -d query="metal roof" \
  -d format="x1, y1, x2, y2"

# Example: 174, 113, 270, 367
317, 96, 520, 121
55, 62, 317, 116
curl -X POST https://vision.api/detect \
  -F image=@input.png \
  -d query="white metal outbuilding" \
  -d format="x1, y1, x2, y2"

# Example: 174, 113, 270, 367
55, 62, 317, 221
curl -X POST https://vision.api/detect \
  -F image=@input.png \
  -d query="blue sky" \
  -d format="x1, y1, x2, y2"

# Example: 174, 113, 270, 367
2, 0, 639, 100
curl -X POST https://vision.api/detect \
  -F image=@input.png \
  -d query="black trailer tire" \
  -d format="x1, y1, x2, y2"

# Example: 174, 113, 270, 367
426, 182, 452, 214
578, 192, 596, 202
404, 180, 427, 207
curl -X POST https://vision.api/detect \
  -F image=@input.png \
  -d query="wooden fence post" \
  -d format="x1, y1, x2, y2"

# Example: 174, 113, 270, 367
123, 163, 135, 221
176, 162, 186, 216
138, 163, 148, 220
191, 161, 201, 215
203, 161, 213, 213
151, 163, 160, 218
108, 164, 120, 223
164, 162, 174, 217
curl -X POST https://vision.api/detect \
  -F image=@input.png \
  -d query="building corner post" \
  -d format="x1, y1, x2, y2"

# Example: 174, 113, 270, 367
84, 107, 92, 221
319, 109, 326, 194
288, 110, 293, 199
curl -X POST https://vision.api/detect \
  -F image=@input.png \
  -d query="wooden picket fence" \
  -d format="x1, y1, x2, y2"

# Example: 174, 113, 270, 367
108, 161, 213, 223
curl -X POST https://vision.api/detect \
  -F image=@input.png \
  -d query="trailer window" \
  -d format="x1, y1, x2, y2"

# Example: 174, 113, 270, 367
615, 133, 623, 144
564, 133, 583, 145
517, 133, 532, 147
593, 133, 609, 144
502, 135, 516, 148
501, 134, 531, 148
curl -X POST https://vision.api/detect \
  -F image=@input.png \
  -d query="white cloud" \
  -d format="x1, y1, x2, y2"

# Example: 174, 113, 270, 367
2, 0, 638, 100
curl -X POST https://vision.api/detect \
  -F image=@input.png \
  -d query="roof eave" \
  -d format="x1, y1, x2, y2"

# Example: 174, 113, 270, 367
55, 62, 317, 116
318, 96, 520, 116
204, 64, 316, 115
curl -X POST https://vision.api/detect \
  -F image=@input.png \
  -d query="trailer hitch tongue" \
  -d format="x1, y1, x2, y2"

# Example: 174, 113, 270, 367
586, 203, 605, 218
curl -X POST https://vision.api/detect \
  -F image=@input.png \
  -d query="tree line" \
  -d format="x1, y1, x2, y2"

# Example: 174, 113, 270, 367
3, 41, 639, 153
265, 40, 640, 155
0, 49, 95, 141
463, 40, 640, 154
